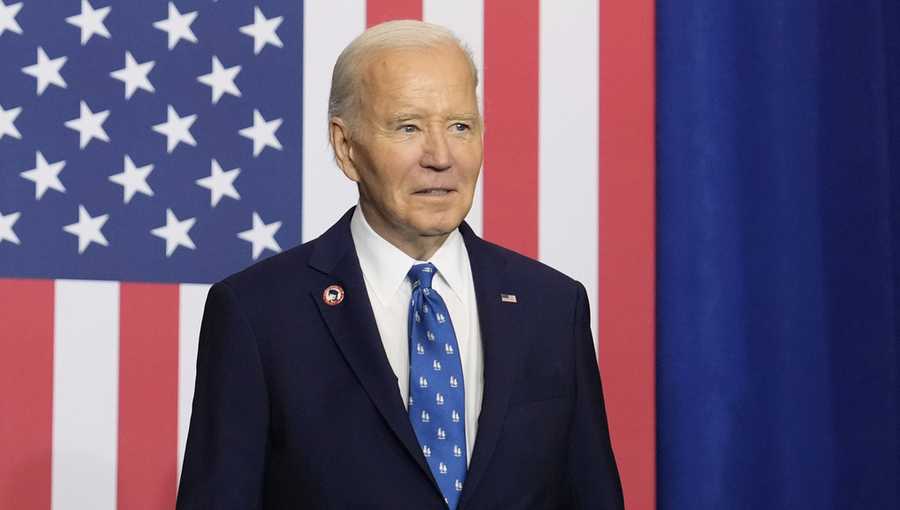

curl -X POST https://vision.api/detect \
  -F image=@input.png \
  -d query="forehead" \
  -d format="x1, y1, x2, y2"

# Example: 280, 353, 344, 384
359, 44, 477, 110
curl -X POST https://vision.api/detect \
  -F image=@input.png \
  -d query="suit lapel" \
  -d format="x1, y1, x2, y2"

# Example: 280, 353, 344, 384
309, 209, 437, 487
457, 224, 524, 509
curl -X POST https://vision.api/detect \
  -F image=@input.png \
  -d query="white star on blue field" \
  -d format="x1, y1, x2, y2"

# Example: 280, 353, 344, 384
0, 1, 302, 284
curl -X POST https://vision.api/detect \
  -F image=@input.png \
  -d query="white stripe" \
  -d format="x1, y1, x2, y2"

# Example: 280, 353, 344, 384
301, 0, 366, 242
423, 0, 485, 236
177, 283, 211, 481
538, 0, 600, 342
52, 280, 119, 510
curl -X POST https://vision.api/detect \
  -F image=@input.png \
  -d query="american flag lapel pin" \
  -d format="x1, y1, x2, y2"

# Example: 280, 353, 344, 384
500, 293, 517, 304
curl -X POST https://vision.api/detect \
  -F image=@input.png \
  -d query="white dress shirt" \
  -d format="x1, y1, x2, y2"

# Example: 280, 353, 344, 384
350, 206, 484, 465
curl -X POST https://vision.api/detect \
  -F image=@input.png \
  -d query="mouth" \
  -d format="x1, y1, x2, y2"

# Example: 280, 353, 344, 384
413, 187, 455, 196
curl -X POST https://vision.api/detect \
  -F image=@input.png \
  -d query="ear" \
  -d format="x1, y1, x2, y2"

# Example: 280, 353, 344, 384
329, 117, 360, 182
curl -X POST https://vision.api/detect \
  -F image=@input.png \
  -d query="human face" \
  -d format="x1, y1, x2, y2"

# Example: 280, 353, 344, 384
333, 43, 483, 256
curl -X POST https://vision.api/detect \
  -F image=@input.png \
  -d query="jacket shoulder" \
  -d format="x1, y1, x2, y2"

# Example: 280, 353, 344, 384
473, 236, 582, 296
218, 239, 319, 298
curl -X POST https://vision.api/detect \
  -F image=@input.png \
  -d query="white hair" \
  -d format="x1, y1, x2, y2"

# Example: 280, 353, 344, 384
328, 20, 479, 135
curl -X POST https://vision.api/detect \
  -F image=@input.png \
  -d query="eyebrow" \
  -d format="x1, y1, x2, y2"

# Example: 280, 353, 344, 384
450, 113, 480, 122
390, 113, 424, 123
389, 112, 481, 123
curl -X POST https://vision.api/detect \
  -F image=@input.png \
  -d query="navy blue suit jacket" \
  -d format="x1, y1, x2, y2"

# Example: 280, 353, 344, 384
176, 208, 623, 509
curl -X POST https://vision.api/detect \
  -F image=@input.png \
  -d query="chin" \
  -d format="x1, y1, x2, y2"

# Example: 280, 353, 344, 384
415, 223, 457, 237
414, 201, 471, 229
411, 215, 464, 237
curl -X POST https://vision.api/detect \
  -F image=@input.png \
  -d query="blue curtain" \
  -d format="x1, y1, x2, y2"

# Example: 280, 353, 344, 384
657, 2, 898, 509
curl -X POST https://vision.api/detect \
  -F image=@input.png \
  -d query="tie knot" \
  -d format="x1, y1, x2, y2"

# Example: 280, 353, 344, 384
408, 263, 437, 290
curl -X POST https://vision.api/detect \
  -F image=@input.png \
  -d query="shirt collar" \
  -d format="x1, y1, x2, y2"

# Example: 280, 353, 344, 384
350, 205, 469, 306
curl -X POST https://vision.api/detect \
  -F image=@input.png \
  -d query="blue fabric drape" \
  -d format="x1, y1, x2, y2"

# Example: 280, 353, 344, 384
657, 2, 898, 509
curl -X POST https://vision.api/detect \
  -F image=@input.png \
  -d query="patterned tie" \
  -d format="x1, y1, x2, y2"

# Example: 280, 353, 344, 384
407, 262, 467, 508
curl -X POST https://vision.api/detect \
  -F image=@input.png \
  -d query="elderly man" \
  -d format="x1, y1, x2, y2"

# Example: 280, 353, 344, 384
176, 20, 622, 510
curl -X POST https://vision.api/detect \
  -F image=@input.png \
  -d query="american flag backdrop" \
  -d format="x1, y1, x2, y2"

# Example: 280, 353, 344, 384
0, 1, 654, 509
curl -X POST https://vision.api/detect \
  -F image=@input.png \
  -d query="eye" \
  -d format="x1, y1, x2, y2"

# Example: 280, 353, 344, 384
399, 124, 418, 133
451, 122, 470, 132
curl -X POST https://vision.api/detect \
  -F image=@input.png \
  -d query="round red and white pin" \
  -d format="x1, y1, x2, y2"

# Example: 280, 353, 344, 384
322, 284, 344, 306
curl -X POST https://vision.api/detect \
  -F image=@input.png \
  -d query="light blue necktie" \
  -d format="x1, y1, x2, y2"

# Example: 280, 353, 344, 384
407, 262, 467, 508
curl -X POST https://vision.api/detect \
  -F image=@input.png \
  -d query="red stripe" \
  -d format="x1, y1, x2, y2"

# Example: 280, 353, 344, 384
483, 0, 540, 258
117, 283, 179, 510
366, 0, 422, 27
599, 0, 656, 509
0, 279, 53, 509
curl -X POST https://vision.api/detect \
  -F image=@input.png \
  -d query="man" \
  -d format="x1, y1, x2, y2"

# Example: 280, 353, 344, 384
177, 20, 622, 509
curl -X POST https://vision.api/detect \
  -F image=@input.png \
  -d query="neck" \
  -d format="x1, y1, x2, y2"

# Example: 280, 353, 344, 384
358, 202, 450, 261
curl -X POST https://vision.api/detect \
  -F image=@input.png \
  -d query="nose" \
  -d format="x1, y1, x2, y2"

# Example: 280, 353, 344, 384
421, 129, 451, 171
